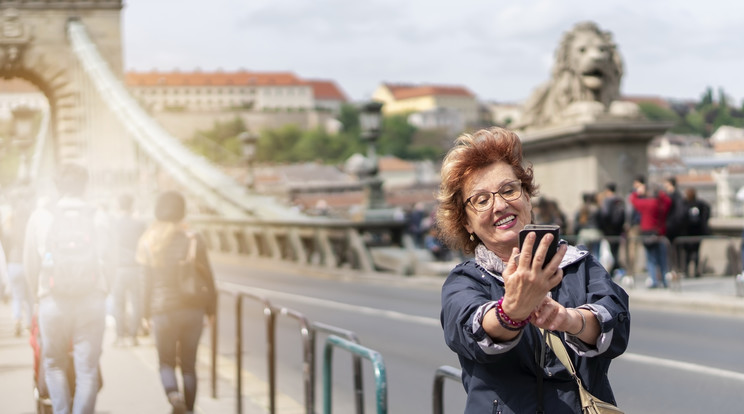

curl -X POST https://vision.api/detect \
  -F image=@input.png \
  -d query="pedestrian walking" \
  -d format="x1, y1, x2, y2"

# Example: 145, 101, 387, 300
6, 245, 32, 336
108, 193, 147, 346
23, 164, 107, 414
682, 188, 710, 278
598, 182, 626, 276
0, 237, 8, 304
663, 177, 688, 278
629, 176, 672, 288
136, 191, 217, 414
406, 201, 427, 248
3, 186, 35, 336
574, 191, 603, 258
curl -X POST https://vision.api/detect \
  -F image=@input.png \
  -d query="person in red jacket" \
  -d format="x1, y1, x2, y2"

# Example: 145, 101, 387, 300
629, 176, 672, 288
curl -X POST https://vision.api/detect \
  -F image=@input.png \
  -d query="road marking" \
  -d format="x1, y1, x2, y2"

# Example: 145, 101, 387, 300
222, 282, 441, 327
224, 284, 744, 382
620, 352, 744, 382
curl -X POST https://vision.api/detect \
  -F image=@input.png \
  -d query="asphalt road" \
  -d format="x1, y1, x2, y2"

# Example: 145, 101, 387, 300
211, 255, 744, 414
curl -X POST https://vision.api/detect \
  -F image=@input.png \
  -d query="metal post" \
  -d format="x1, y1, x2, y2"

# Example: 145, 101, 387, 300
432, 366, 462, 414
279, 307, 316, 414
323, 335, 387, 414
210, 312, 218, 399
239, 131, 258, 190
313, 322, 365, 414
235, 296, 243, 414
233, 291, 277, 414
265, 305, 276, 414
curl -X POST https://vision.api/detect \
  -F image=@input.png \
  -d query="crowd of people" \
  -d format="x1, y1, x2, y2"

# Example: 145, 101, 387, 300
0, 165, 216, 414
524, 176, 712, 287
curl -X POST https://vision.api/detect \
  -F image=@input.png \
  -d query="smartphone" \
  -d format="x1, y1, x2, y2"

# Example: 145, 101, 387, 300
518, 224, 560, 267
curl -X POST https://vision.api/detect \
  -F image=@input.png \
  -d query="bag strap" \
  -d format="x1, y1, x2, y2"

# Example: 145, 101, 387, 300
541, 329, 597, 410
534, 326, 546, 414
542, 329, 577, 376
184, 232, 197, 262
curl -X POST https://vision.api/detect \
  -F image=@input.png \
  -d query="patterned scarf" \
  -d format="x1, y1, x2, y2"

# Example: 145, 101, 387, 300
474, 243, 507, 275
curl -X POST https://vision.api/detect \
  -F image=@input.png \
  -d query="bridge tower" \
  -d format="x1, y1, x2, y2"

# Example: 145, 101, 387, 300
0, 1, 135, 193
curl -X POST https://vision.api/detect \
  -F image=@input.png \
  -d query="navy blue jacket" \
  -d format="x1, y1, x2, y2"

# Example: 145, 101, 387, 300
441, 247, 630, 413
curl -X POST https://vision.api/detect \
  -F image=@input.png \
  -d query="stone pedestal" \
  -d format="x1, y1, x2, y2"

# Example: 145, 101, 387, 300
520, 119, 673, 227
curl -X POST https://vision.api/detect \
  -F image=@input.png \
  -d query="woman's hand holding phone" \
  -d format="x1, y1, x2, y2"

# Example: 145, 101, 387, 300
499, 225, 567, 323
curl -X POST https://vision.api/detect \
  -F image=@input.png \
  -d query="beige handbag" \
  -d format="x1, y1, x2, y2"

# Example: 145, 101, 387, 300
544, 331, 624, 414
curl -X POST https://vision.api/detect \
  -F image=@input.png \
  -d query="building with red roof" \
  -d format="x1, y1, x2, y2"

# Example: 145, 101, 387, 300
372, 82, 479, 128
125, 70, 347, 114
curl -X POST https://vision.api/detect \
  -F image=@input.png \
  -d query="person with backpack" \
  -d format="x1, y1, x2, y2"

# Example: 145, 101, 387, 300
23, 164, 107, 414
663, 177, 689, 279
598, 182, 626, 276
136, 191, 217, 414
108, 193, 147, 346
683, 188, 710, 278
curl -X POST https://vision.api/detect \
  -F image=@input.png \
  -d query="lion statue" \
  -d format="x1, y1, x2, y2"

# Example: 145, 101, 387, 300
516, 21, 639, 129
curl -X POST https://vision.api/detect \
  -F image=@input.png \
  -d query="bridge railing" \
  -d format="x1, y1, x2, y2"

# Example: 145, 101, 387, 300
191, 216, 412, 274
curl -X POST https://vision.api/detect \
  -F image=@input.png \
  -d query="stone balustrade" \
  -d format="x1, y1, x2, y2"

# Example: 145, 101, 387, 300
190, 215, 420, 274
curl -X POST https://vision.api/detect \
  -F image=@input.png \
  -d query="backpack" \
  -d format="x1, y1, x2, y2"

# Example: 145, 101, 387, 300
687, 201, 709, 235
601, 197, 625, 235
40, 206, 101, 296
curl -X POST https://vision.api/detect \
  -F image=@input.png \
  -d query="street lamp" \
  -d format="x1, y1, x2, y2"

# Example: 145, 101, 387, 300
239, 131, 258, 190
359, 101, 386, 210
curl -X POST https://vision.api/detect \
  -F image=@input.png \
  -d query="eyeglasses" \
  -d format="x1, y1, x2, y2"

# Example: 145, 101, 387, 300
466, 180, 523, 212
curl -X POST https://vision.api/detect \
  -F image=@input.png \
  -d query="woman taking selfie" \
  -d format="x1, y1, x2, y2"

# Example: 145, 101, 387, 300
437, 127, 630, 413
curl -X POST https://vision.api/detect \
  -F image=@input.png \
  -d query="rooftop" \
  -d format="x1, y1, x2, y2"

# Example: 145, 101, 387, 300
382, 83, 475, 100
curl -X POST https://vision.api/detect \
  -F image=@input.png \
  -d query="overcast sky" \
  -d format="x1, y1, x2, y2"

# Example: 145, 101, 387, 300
122, 0, 744, 105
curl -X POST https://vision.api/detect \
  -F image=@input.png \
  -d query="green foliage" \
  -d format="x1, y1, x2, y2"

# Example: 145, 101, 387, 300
638, 102, 679, 122
256, 124, 303, 163
697, 87, 714, 110
186, 117, 246, 165
337, 103, 361, 133
291, 127, 358, 163
377, 115, 416, 158
638, 87, 744, 137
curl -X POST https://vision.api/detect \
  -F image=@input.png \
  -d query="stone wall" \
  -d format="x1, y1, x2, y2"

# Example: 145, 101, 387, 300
150, 110, 338, 140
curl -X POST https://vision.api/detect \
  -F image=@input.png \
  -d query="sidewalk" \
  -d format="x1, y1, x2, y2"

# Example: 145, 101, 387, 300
0, 301, 267, 414
623, 274, 744, 315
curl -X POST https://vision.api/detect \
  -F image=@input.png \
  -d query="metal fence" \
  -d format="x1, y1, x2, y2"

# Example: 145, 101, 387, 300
210, 281, 377, 414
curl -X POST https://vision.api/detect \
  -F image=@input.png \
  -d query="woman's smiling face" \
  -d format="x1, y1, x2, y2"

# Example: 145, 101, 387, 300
463, 161, 532, 260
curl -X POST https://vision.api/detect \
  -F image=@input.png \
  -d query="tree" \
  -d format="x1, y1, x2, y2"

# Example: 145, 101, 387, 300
697, 87, 713, 110
337, 103, 360, 133
377, 114, 418, 159
636, 87, 744, 137
256, 124, 303, 163
637, 102, 679, 122
186, 116, 246, 165
292, 127, 352, 163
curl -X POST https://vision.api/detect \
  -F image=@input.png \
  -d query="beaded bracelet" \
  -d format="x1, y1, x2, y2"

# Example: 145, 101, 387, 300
495, 308, 524, 331
567, 308, 586, 336
496, 297, 530, 331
